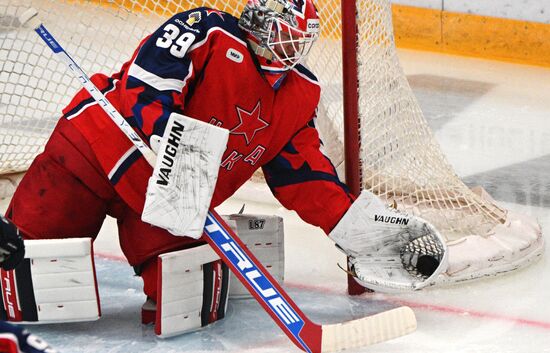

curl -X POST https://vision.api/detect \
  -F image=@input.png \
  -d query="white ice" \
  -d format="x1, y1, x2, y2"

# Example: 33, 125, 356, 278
2, 49, 550, 353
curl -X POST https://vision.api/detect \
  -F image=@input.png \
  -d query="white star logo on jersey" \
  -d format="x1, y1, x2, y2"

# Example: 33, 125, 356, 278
205, 9, 225, 21
230, 101, 269, 145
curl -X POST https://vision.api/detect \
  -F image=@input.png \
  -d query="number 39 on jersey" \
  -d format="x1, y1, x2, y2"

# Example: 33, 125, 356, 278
156, 23, 196, 58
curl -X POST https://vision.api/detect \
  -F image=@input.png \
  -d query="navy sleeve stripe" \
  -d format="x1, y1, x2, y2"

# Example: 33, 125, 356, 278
64, 78, 117, 120
128, 62, 190, 92
293, 64, 318, 84
266, 168, 351, 192
264, 151, 350, 192
108, 147, 143, 185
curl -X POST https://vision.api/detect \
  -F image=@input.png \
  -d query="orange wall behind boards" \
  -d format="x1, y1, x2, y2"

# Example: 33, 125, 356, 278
392, 4, 550, 67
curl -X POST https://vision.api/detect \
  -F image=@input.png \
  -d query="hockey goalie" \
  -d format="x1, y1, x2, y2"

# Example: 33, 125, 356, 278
1, 0, 447, 338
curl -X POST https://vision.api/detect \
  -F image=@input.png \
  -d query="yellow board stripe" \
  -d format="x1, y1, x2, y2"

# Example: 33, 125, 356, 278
392, 5, 442, 50
392, 4, 550, 67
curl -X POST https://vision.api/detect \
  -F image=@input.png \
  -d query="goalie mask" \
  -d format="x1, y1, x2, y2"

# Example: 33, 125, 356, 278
239, 0, 320, 70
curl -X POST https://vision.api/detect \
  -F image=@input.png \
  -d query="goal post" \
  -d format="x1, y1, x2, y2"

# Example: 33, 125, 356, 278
340, 0, 366, 295
0, 0, 544, 288
341, 0, 361, 197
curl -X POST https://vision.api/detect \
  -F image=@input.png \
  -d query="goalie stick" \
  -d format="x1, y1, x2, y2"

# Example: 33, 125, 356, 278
19, 8, 417, 352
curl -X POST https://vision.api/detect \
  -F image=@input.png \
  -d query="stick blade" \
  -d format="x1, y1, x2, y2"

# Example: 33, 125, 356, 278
321, 306, 416, 352
18, 8, 41, 29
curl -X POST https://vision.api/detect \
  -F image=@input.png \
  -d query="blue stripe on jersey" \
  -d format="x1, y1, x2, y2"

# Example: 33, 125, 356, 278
263, 146, 350, 193
264, 158, 351, 192
294, 64, 318, 83
109, 148, 143, 185
272, 73, 287, 90
0, 321, 56, 353
63, 78, 117, 119
126, 75, 177, 137
127, 62, 189, 93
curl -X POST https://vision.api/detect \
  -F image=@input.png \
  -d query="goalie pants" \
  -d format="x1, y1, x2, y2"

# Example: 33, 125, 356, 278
6, 118, 202, 302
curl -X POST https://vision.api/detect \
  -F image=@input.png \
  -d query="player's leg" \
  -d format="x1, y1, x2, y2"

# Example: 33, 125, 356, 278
135, 245, 231, 337
6, 118, 117, 239
117, 207, 203, 299
116, 208, 232, 337
2, 118, 116, 323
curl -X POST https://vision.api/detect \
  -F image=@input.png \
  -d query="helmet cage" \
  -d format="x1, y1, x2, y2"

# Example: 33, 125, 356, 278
239, 0, 319, 70
266, 16, 318, 69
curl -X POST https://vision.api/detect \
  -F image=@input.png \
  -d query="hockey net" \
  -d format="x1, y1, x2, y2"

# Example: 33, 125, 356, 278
0, 0, 543, 285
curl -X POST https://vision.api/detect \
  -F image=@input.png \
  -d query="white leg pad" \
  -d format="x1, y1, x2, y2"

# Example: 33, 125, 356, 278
0, 238, 100, 323
222, 214, 285, 299
156, 244, 229, 338
153, 214, 284, 337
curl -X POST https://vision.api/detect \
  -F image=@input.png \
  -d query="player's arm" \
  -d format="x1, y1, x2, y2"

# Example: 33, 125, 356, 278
262, 116, 355, 234
120, 10, 230, 238
121, 9, 212, 147
263, 118, 449, 292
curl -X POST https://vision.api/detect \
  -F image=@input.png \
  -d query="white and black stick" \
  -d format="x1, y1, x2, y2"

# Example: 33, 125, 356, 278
19, 8, 417, 352
18, 9, 157, 167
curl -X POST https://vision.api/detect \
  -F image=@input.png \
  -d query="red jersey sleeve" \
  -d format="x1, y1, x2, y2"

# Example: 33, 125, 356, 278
262, 117, 355, 234
119, 8, 222, 142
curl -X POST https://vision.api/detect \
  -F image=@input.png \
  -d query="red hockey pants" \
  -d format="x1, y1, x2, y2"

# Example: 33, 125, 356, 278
7, 118, 202, 301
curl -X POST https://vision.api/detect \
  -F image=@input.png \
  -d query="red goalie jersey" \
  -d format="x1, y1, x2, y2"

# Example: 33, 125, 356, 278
62, 8, 354, 233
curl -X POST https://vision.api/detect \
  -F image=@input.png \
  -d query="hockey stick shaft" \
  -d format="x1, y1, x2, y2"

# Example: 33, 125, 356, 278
21, 8, 416, 352
20, 11, 157, 167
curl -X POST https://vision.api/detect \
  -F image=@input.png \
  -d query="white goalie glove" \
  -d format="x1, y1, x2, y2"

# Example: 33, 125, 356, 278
329, 191, 448, 292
